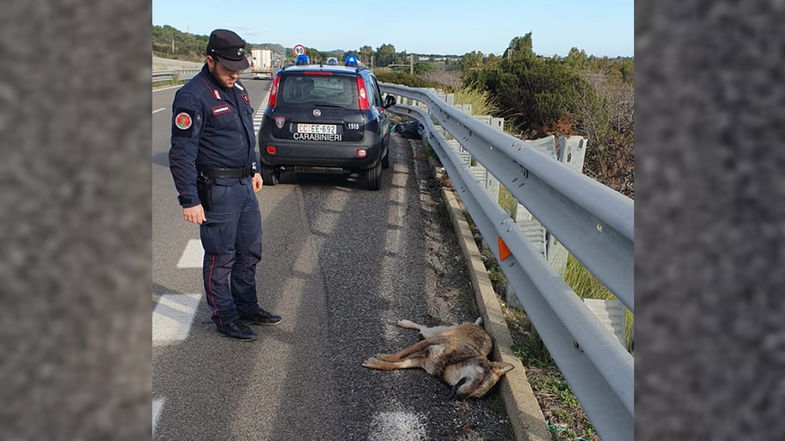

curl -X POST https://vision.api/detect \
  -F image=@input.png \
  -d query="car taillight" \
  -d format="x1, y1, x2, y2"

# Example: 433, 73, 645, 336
268, 74, 281, 107
356, 76, 370, 110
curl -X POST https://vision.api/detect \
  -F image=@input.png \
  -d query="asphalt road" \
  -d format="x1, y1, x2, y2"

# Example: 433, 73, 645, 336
152, 77, 514, 440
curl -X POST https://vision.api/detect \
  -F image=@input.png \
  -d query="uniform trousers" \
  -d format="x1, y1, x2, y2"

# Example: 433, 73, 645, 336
200, 176, 262, 326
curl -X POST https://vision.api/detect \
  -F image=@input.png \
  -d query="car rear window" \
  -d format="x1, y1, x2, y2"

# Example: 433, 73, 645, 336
278, 74, 358, 109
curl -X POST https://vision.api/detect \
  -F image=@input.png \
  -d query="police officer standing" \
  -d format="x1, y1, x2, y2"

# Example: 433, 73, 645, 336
169, 29, 282, 341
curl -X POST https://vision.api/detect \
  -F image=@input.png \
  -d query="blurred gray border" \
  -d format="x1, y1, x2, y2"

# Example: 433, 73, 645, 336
637, 1, 785, 440
0, 0, 151, 439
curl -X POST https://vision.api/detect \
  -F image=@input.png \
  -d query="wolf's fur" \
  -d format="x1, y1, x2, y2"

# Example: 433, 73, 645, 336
362, 318, 514, 399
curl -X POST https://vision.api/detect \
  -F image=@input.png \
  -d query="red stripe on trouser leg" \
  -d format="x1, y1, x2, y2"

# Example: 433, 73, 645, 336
206, 255, 222, 326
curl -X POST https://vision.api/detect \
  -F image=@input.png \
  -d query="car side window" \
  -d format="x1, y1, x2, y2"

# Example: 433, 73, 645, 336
366, 75, 383, 108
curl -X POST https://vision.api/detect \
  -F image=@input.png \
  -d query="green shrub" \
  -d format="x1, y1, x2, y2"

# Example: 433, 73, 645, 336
373, 69, 443, 89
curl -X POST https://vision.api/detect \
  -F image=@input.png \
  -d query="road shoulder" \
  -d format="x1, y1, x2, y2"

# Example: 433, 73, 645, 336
410, 136, 552, 441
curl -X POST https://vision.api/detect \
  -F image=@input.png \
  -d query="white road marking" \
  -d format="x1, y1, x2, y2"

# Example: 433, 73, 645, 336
253, 89, 271, 133
153, 397, 165, 434
368, 410, 427, 441
177, 239, 204, 268
153, 293, 202, 344
152, 107, 165, 114
153, 84, 183, 92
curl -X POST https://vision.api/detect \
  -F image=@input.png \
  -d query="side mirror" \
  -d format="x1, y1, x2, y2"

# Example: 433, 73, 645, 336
384, 95, 396, 109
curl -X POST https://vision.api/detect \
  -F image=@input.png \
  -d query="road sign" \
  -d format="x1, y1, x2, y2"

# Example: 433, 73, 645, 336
293, 44, 306, 56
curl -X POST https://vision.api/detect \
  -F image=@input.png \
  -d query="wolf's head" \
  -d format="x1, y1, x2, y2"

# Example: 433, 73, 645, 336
450, 359, 514, 399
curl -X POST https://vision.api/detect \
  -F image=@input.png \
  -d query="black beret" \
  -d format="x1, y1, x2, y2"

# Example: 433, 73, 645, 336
206, 29, 250, 71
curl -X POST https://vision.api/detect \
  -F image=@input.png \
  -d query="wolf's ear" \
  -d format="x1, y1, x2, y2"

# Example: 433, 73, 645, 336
491, 361, 515, 375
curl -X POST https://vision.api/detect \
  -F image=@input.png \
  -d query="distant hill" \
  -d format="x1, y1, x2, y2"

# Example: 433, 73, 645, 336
153, 25, 210, 62
153, 25, 288, 61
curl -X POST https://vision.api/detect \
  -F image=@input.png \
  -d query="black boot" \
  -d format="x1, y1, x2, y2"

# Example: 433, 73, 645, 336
240, 309, 283, 326
216, 320, 257, 341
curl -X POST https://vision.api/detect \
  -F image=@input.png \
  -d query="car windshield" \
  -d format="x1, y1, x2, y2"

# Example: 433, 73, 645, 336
279, 74, 358, 109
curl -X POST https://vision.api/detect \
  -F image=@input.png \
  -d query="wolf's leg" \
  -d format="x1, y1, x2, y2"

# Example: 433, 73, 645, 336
362, 357, 423, 370
417, 325, 451, 339
397, 319, 423, 331
375, 337, 445, 362
398, 319, 450, 339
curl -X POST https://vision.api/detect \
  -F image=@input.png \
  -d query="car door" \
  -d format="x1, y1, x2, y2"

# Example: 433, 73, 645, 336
367, 74, 389, 141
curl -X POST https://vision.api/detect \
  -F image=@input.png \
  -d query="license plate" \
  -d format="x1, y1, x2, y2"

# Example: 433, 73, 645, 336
297, 124, 337, 134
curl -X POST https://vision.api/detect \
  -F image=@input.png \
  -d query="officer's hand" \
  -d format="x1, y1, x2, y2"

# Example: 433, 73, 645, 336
183, 205, 207, 225
252, 172, 263, 192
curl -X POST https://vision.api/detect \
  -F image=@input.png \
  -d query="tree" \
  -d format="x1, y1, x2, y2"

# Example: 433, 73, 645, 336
459, 51, 484, 74
375, 43, 397, 66
306, 47, 323, 64
566, 47, 587, 67
504, 33, 536, 63
358, 45, 374, 65
413, 62, 433, 75
464, 32, 588, 137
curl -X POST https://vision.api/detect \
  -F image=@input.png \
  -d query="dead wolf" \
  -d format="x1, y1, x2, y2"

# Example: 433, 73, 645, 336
362, 318, 514, 399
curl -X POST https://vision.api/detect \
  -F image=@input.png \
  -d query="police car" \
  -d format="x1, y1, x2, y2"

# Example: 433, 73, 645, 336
257, 55, 396, 190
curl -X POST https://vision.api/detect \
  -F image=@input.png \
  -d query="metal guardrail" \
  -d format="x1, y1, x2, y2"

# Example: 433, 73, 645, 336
152, 69, 200, 84
380, 83, 633, 441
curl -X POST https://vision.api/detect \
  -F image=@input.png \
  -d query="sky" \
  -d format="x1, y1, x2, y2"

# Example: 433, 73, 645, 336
152, 0, 633, 58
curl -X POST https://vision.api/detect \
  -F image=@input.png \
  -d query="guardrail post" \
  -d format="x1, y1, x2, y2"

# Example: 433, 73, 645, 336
456, 103, 472, 114
544, 136, 589, 276
470, 164, 500, 202
582, 299, 626, 347
558, 135, 588, 173
474, 115, 491, 125
491, 117, 504, 132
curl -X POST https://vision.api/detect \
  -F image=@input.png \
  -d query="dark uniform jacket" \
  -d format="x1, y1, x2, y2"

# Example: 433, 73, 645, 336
169, 65, 258, 208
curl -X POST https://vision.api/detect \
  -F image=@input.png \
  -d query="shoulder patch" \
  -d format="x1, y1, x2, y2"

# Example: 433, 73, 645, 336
172, 107, 196, 138
175, 112, 192, 129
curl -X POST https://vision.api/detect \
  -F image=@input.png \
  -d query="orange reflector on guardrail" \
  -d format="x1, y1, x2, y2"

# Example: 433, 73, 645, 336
498, 237, 511, 260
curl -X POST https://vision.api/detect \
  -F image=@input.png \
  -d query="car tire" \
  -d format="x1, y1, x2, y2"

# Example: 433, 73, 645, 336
363, 162, 382, 191
381, 149, 390, 169
261, 165, 279, 186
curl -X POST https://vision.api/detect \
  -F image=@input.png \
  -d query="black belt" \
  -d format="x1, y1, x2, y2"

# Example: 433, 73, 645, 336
197, 165, 254, 178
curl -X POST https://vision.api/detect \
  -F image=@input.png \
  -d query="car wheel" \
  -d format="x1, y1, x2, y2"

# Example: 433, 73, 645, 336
381, 149, 390, 169
261, 165, 279, 186
363, 162, 382, 191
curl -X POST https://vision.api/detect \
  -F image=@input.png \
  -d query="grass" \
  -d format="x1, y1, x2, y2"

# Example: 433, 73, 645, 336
497, 186, 518, 219
453, 83, 500, 116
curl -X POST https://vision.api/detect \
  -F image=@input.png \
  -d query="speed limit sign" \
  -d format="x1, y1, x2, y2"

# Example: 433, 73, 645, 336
293, 44, 306, 56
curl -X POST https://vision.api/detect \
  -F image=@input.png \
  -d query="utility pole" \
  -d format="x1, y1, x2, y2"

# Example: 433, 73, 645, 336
171, 38, 175, 54
370, 54, 374, 69
409, 54, 413, 74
